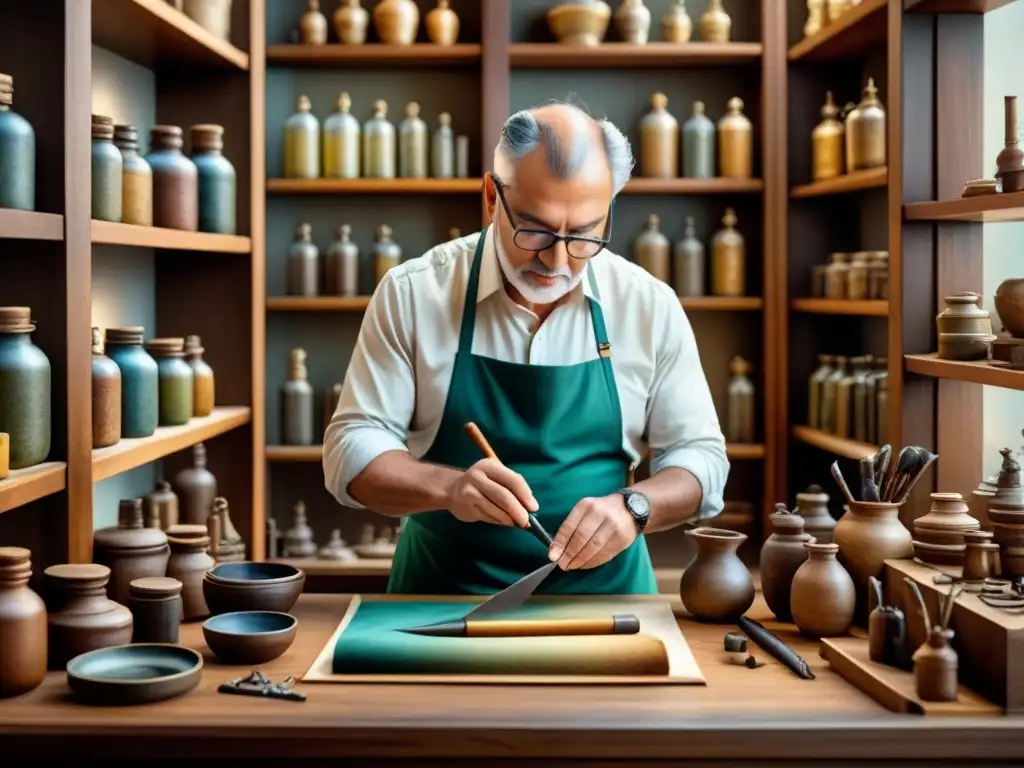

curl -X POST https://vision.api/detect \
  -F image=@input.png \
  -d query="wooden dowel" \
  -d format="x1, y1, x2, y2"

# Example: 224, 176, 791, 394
466, 615, 640, 638
464, 421, 497, 460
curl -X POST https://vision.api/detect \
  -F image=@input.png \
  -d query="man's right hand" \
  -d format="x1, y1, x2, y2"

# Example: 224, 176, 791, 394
446, 458, 538, 527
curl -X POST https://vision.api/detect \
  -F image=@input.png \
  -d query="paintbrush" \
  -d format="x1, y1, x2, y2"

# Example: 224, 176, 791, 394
896, 448, 939, 504
859, 457, 880, 502
883, 446, 917, 502
830, 460, 855, 504
873, 445, 891, 490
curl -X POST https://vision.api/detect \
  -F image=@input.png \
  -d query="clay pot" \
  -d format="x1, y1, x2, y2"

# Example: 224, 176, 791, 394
759, 505, 812, 622
43, 563, 133, 670
834, 500, 913, 621
299, 0, 328, 44
0, 547, 47, 698
790, 542, 856, 638
794, 485, 836, 544
92, 498, 170, 606
166, 535, 215, 621
425, 0, 460, 45
333, 0, 370, 44
995, 278, 1024, 338
679, 527, 754, 622
372, 0, 420, 45
936, 292, 992, 336
547, 2, 612, 46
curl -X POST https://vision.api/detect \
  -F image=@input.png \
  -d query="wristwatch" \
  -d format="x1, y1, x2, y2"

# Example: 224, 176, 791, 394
617, 488, 651, 532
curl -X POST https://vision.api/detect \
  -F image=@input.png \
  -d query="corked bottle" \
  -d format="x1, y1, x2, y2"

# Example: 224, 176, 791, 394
790, 541, 856, 638
288, 222, 320, 296
173, 442, 218, 526
299, 0, 328, 43
717, 98, 752, 179
185, 335, 215, 417
363, 100, 396, 179
147, 125, 198, 231
634, 214, 670, 284
639, 93, 678, 179
190, 124, 236, 235
398, 102, 428, 179
0, 547, 47, 698
673, 216, 705, 297
284, 95, 320, 179
43, 563, 133, 670
325, 225, 360, 297
92, 498, 170, 606
104, 327, 158, 439
0, 307, 52, 469
431, 112, 455, 179
0, 73, 36, 211
128, 576, 182, 644
812, 92, 844, 181
144, 338, 194, 427
759, 504, 812, 622
91, 327, 121, 449
165, 534, 214, 621
373, 224, 402, 287
711, 208, 745, 297
323, 92, 360, 179
725, 356, 755, 444
282, 348, 315, 446
91, 114, 122, 222
683, 101, 715, 179
113, 124, 153, 226
144, 479, 179, 530
845, 78, 886, 172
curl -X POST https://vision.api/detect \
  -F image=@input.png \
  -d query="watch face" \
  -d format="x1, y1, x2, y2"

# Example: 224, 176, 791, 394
627, 492, 650, 520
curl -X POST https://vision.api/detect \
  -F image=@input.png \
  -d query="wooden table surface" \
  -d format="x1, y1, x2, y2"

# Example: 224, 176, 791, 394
0, 593, 1022, 761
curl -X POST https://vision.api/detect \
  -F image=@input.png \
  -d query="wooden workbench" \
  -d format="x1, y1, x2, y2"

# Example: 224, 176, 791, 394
0, 593, 1021, 762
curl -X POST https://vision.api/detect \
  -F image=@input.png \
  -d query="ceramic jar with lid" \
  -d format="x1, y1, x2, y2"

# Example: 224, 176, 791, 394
674, 216, 705, 297
91, 326, 121, 449
962, 530, 1000, 582
717, 97, 752, 179
868, 251, 889, 299
91, 114, 122, 222
283, 348, 315, 445
834, 499, 913, 621
845, 78, 886, 172
760, 504, 812, 622
683, 101, 715, 179
104, 327, 158, 439
147, 125, 198, 231
144, 337, 194, 427
166, 535, 214, 621
325, 225, 360, 297
323, 92, 360, 179
711, 209, 745, 297
43, 563, 133, 670
0, 547, 47, 698
93, 498, 170, 606
0, 74, 36, 211
373, 0, 420, 45
936, 292, 992, 336
184, 335, 215, 417
113, 124, 153, 226
790, 541, 856, 638
285, 95, 320, 179
634, 214, 670, 283
333, 0, 370, 44
0, 307, 51, 469
398, 102, 428, 179
912, 492, 979, 557
426, 0, 460, 44
145, 479, 179, 530
679, 527, 754, 622
812, 92, 844, 181
373, 224, 402, 287
432, 112, 455, 179
364, 100, 396, 179
661, 0, 692, 42
639, 93, 678, 179
190, 124, 236, 235
174, 442, 218, 526
128, 576, 182, 644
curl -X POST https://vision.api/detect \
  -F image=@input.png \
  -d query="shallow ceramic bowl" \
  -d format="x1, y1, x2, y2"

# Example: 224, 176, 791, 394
66, 643, 202, 705
206, 561, 303, 585
203, 570, 305, 616
912, 539, 965, 566
937, 332, 995, 361
912, 524, 967, 546
988, 507, 1024, 525
202, 611, 297, 664
547, 2, 611, 45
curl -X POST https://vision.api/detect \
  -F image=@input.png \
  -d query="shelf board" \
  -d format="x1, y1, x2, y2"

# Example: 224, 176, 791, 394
0, 462, 67, 514
905, 353, 1024, 390
92, 406, 252, 483
788, 0, 888, 61
680, 296, 763, 310
624, 178, 763, 194
791, 298, 889, 316
791, 167, 888, 198
792, 425, 878, 460
0, 210, 64, 241
91, 0, 249, 70
91, 220, 252, 253
905, 0, 1018, 12
267, 296, 372, 312
266, 43, 481, 67
269, 443, 765, 462
904, 191, 1024, 222
266, 178, 482, 195
726, 444, 767, 460
509, 42, 763, 68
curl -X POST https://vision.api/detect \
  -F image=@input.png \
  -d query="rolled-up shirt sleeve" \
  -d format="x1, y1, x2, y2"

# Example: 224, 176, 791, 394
323, 271, 413, 508
646, 287, 730, 521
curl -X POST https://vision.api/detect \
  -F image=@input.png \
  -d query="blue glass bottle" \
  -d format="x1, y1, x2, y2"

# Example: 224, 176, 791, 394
104, 327, 158, 439
0, 74, 36, 211
190, 124, 236, 235
92, 114, 123, 222
0, 307, 50, 469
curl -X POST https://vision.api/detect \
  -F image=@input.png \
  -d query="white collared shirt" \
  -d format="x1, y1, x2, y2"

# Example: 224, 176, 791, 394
323, 228, 729, 520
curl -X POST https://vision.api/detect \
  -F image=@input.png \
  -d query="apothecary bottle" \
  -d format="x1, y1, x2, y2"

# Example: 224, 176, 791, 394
726, 356, 755, 444
0, 74, 35, 211
323, 92, 360, 179
373, 224, 402, 287
639, 93, 678, 179
282, 348, 315, 446
634, 214, 670, 284
0, 547, 47, 699
812, 92, 844, 181
44, 563, 133, 670
846, 252, 870, 300
845, 78, 886, 172
455, 135, 469, 178
104, 326, 158, 439
808, 354, 834, 430
284, 95, 320, 179
821, 356, 846, 434
661, 1, 692, 42
432, 112, 455, 179
683, 101, 715, 179
288, 222, 320, 296
300, 0, 329, 44
718, 98, 752, 179
851, 355, 873, 443
91, 327, 121, 449
190, 123, 236, 235
325, 224, 360, 297
699, 0, 731, 42
114, 124, 153, 226
0, 307, 51, 469
145, 338, 194, 427
824, 252, 848, 299
674, 216, 705, 297
398, 102, 428, 179
363, 100, 396, 179
146, 125, 198, 231
711, 209, 745, 297
92, 114, 123, 223
185, 335, 215, 417
174, 443, 218, 526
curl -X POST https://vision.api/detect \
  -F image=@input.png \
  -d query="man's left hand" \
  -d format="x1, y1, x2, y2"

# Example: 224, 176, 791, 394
548, 494, 637, 571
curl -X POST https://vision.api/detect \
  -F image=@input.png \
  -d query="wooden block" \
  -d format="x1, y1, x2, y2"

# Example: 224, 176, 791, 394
820, 636, 1001, 715
884, 558, 1024, 712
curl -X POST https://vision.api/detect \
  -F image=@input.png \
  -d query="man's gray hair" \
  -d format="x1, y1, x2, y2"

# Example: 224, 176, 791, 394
493, 100, 633, 196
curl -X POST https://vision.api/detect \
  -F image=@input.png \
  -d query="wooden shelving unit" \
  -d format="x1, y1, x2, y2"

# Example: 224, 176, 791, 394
91, 220, 252, 252
792, 426, 878, 460
905, 0, 1017, 12
0, 463, 67, 515
266, 43, 482, 66
509, 42, 764, 68
787, 0, 888, 61
904, 354, 1024, 391
680, 297, 764, 311
265, 178, 482, 195
0, 209, 64, 241
624, 178, 764, 194
790, 167, 888, 198
904, 191, 1024, 222
791, 298, 889, 316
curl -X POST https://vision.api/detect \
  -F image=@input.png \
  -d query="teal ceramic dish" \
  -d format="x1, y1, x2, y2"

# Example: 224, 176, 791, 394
66, 643, 202, 706
203, 611, 298, 664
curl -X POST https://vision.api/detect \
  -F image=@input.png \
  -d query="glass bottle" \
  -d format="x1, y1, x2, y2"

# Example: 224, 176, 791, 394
92, 114, 123, 222
0, 307, 51, 469
846, 252, 870, 300
431, 112, 455, 178
674, 216, 705, 297
821, 356, 847, 435
845, 78, 887, 172
284, 94, 320, 179
190, 123, 236, 235
0, 547, 47, 698
114, 124, 153, 226
683, 101, 715, 179
104, 327, 158, 439
144, 338, 194, 427
455, 135, 469, 178
726, 356, 755, 444
323, 92, 360, 179
325, 224, 360, 297
717, 97, 753, 179
398, 102, 428, 179
834, 357, 857, 438
851, 355, 873, 443
0, 74, 35, 211
639, 92, 678, 179
185, 334, 215, 418
634, 214, 670, 284
282, 348, 315, 446
146, 125, 198, 231
807, 354, 834, 430
812, 92, 844, 181
363, 99, 396, 179
287, 222, 320, 297
373, 224, 402, 287
824, 253, 848, 299
711, 208, 745, 297
91, 326, 122, 449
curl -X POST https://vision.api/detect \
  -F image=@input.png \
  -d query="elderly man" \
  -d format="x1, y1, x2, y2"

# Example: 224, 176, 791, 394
324, 102, 729, 595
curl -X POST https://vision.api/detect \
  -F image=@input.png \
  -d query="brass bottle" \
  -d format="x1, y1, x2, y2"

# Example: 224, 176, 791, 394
826, 0, 852, 22
674, 216, 705, 297
323, 92, 360, 179
812, 91, 844, 181
363, 99, 396, 179
425, 0, 460, 45
711, 208, 745, 297
808, 354, 835, 430
726, 356, 755, 444
824, 253, 848, 300
661, 0, 692, 42
639, 92, 679, 179
634, 214, 670, 284
284, 95, 320, 179
333, 0, 369, 44
398, 101, 428, 179
804, 0, 825, 37
299, 0, 328, 44
699, 0, 731, 42
287, 222, 320, 297
373, 224, 402, 287
718, 97, 752, 179
325, 224, 360, 297
432, 112, 455, 178
845, 78, 887, 172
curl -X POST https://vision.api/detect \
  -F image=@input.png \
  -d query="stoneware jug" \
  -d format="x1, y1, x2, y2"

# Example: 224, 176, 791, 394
679, 527, 754, 622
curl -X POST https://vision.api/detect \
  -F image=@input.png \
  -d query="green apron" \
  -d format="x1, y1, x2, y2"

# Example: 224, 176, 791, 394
387, 229, 657, 596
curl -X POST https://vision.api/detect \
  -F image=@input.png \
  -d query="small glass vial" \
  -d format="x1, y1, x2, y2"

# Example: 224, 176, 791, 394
114, 124, 152, 226
92, 114, 123, 222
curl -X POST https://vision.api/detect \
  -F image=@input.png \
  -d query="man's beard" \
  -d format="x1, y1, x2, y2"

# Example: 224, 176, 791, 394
493, 230, 583, 305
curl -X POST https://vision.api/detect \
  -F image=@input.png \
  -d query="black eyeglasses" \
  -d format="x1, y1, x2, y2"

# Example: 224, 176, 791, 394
491, 175, 613, 261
